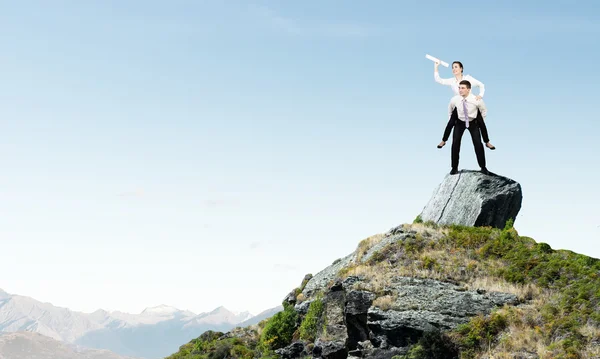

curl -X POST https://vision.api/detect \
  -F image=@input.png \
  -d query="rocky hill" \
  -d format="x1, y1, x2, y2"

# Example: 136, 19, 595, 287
164, 172, 600, 359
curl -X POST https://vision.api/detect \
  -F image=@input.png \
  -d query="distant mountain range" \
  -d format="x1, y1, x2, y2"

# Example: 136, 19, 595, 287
0, 332, 139, 359
0, 288, 282, 359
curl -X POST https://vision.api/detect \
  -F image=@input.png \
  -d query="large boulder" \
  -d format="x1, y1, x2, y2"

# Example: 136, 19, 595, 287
419, 170, 522, 228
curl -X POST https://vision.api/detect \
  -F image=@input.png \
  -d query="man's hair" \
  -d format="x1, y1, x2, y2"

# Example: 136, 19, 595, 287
459, 80, 471, 89
452, 61, 464, 73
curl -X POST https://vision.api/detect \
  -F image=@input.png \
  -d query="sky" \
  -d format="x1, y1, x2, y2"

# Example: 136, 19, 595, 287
0, 1, 599, 316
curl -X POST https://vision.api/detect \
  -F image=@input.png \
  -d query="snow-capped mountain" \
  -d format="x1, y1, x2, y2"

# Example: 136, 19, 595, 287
0, 291, 104, 342
183, 306, 253, 328
231, 309, 255, 323
141, 304, 183, 316
0, 331, 140, 359
236, 305, 283, 327
0, 288, 276, 359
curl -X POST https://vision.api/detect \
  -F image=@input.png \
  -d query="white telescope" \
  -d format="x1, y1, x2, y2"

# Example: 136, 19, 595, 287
425, 54, 449, 67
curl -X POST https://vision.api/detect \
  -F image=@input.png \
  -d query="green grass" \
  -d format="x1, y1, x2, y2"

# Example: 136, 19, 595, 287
298, 296, 324, 342
164, 330, 258, 359
439, 222, 600, 358
258, 303, 298, 352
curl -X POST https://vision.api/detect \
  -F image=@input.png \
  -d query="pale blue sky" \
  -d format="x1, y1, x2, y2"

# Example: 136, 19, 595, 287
0, 1, 598, 315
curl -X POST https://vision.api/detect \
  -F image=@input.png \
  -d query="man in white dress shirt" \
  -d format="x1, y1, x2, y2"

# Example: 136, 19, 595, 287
448, 80, 489, 175
435, 60, 495, 150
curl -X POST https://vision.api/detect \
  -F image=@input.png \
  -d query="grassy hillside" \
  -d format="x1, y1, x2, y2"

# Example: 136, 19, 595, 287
165, 220, 600, 359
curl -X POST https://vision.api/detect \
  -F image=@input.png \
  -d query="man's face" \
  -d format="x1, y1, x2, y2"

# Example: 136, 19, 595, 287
459, 84, 469, 97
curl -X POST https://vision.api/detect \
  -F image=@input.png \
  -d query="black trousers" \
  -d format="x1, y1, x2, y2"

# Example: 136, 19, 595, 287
442, 108, 490, 143
451, 118, 486, 170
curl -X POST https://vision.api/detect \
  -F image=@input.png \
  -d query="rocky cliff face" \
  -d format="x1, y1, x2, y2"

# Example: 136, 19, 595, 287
419, 170, 522, 229
279, 226, 519, 359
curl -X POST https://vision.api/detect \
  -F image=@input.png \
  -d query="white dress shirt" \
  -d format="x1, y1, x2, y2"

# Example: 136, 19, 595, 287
448, 93, 487, 123
435, 72, 485, 97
